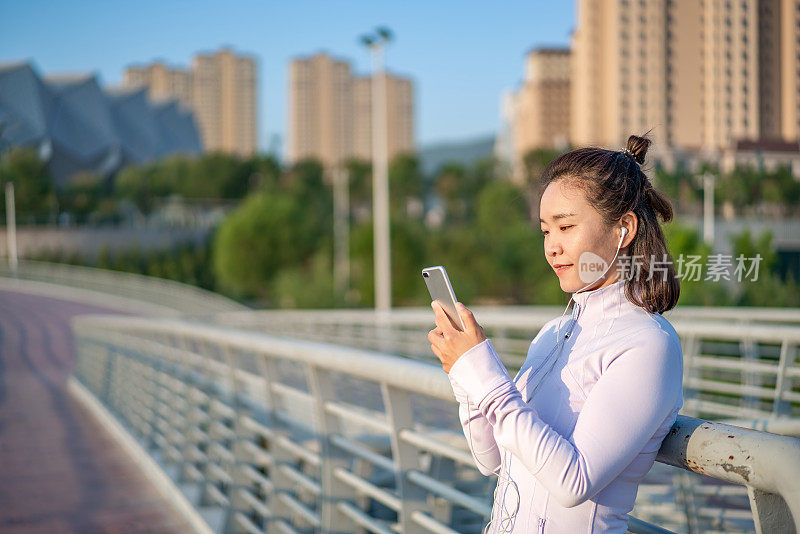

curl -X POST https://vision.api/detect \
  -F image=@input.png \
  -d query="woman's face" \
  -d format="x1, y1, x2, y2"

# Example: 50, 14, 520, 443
539, 179, 626, 293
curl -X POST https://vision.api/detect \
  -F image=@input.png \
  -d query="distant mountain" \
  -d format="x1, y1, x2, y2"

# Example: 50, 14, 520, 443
417, 134, 496, 176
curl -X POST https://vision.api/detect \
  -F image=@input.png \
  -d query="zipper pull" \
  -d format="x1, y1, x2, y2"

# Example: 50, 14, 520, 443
538, 517, 546, 532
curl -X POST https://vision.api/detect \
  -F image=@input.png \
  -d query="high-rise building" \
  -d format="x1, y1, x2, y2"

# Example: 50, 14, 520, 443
123, 62, 193, 111
510, 48, 571, 163
351, 74, 414, 163
192, 49, 257, 157
570, 0, 800, 152
287, 52, 415, 169
777, 0, 800, 141
124, 47, 257, 156
288, 54, 353, 167
571, 0, 670, 149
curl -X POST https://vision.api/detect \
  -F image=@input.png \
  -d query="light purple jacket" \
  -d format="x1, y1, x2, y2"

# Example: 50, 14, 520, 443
447, 279, 683, 533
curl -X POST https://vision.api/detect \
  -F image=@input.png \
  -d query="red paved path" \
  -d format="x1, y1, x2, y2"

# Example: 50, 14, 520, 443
0, 291, 193, 533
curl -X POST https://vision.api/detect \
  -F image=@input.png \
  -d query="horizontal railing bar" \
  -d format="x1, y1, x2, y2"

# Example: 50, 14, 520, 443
271, 382, 313, 404
657, 415, 800, 513
626, 516, 677, 534
239, 440, 274, 468
240, 415, 276, 439
206, 463, 233, 485
406, 470, 491, 517
212, 307, 800, 341
685, 378, 783, 399
274, 435, 321, 467
399, 428, 475, 467
274, 519, 300, 534
278, 464, 321, 495
409, 510, 461, 534
75, 317, 456, 401
276, 492, 321, 528
204, 483, 229, 506
240, 465, 275, 494
683, 399, 772, 420
336, 501, 396, 534
329, 434, 395, 472
237, 487, 272, 518
232, 512, 263, 534
333, 467, 401, 511
324, 401, 392, 434
693, 355, 780, 374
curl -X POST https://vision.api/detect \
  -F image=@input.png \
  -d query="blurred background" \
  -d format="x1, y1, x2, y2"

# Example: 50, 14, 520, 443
1, 0, 798, 309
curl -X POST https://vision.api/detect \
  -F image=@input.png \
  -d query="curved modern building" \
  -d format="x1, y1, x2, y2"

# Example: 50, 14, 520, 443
0, 60, 202, 187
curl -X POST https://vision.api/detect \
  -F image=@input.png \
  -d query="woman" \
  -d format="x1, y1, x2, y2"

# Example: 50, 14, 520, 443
428, 135, 684, 533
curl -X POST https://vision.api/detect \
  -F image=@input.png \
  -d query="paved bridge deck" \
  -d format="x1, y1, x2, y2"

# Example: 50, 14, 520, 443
0, 290, 193, 533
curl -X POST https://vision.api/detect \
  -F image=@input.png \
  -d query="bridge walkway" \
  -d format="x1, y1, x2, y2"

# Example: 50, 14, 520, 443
0, 290, 193, 533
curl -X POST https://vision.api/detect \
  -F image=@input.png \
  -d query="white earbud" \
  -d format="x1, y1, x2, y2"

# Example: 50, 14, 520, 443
620, 227, 628, 238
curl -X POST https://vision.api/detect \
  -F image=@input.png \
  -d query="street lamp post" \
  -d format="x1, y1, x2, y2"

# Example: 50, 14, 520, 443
361, 27, 392, 312
0, 122, 17, 277
702, 171, 715, 248
332, 165, 350, 297
5, 182, 17, 276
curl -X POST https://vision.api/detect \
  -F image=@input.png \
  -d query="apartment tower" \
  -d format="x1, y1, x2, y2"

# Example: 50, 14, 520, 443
288, 54, 353, 168
192, 49, 257, 156
288, 52, 415, 169
124, 47, 257, 156
570, 0, 800, 151
123, 62, 193, 111
511, 48, 571, 159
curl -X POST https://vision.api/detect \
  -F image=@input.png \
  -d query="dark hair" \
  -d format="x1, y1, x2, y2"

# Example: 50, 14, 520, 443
539, 134, 680, 314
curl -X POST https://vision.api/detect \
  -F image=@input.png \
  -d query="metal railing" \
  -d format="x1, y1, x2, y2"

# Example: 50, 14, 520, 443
211, 307, 800, 422
73, 314, 800, 534
0, 260, 246, 314
210, 306, 800, 532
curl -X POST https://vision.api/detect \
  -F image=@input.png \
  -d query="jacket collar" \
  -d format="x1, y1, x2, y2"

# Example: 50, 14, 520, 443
569, 279, 630, 326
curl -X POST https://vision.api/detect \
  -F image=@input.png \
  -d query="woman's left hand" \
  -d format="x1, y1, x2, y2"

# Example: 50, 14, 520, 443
428, 301, 487, 373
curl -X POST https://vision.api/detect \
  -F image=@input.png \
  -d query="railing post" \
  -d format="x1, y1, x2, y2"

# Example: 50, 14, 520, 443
219, 342, 244, 534
306, 364, 356, 533
145, 336, 170, 453
741, 337, 760, 412
381, 383, 429, 534
256, 352, 295, 529
429, 455, 456, 524
773, 341, 796, 417
748, 486, 795, 534
681, 336, 700, 417
178, 334, 208, 486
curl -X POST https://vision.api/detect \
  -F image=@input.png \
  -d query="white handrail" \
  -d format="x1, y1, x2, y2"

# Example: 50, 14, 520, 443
73, 314, 800, 534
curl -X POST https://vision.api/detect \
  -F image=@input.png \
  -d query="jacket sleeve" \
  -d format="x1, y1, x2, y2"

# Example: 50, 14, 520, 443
448, 344, 502, 476
447, 334, 682, 508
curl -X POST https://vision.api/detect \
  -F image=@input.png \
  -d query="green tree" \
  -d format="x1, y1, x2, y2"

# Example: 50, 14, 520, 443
662, 222, 730, 306
59, 171, 107, 223
433, 162, 469, 222
0, 147, 56, 222
730, 229, 799, 307
213, 190, 329, 300
250, 155, 282, 191
271, 244, 338, 308
345, 158, 372, 221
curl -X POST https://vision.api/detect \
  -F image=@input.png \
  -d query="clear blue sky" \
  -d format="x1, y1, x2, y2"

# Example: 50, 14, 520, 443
0, 0, 574, 154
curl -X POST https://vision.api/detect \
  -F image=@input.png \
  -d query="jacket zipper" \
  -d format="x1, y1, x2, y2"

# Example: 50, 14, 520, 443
537, 516, 546, 533
518, 302, 581, 397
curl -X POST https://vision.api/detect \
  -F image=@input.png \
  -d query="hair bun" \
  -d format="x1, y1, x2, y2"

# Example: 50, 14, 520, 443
625, 135, 651, 164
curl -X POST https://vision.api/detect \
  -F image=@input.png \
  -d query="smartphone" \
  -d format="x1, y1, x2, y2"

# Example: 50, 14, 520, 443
422, 265, 466, 331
